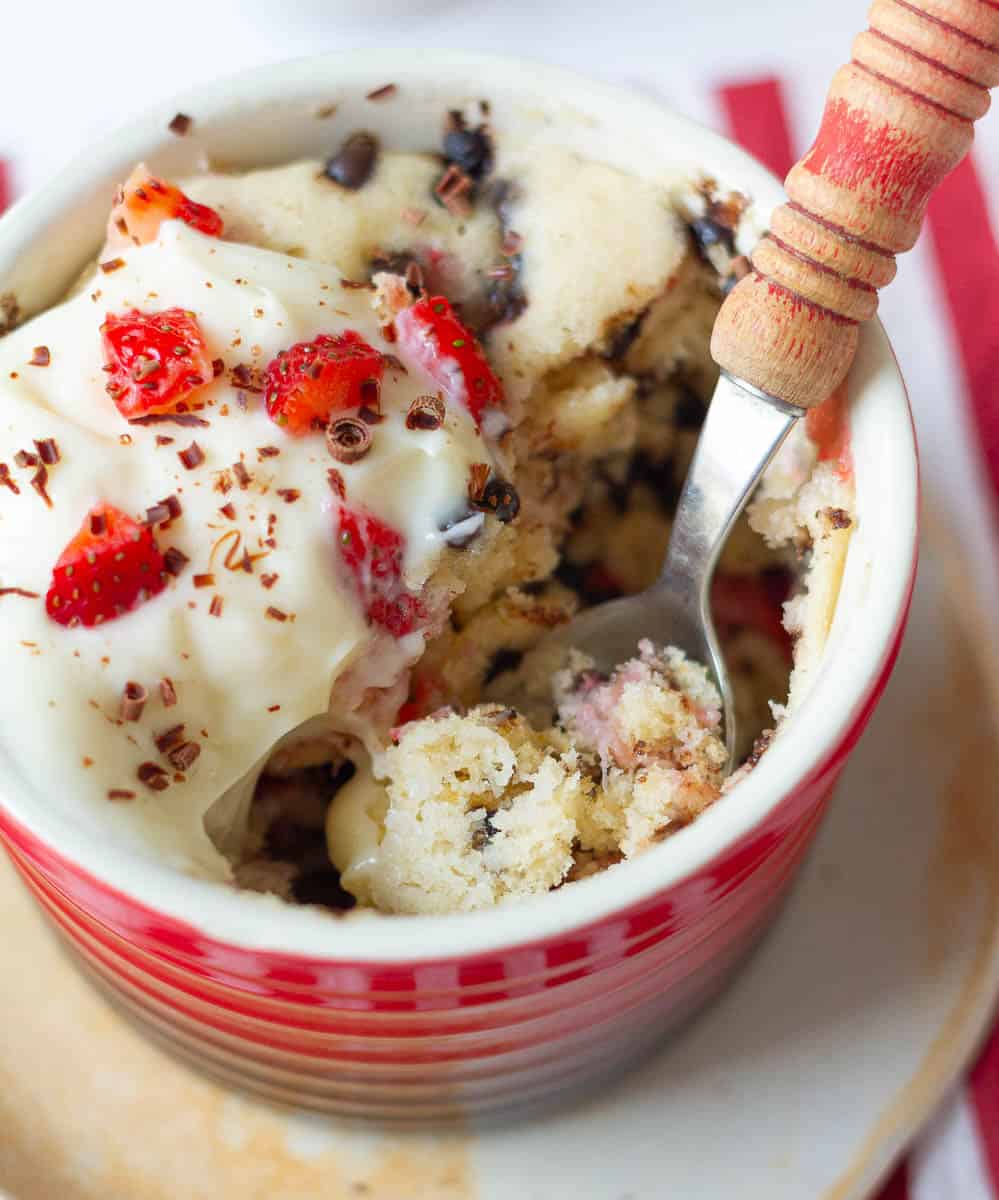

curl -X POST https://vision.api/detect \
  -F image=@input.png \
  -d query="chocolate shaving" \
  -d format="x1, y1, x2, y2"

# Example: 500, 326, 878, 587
108, 789, 136, 802
260, 573, 279, 590
31, 465, 52, 508
130, 412, 209, 428
193, 573, 215, 588
327, 468, 346, 499
276, 488, 300, 504
155, 435, 174, 447
406, 393, 446, 431
265, 606, 288, 622
404, 261, 424, 296
137, 761, 170, 792
100, 257, 126, 274
163, 547, 189, 577
326, 417, 371, 463
256, 445, 280, 460
154, 724, 186, 753
209, 594, 224, 617
0, 587, 40, 599
229, 363, 264, 393
120, 681, 148, 722
162, 494, 182, 520
219, 503, 236, 520
168, 112, 192, 136
232, 461, 251, 489
14, 450, 38, 468
159, 677, 178, 707
178, 441, 205, 470
29, 346, 50, 367
211, 357, 224, 378
144, 502, 172, 527
0, 464, 20, 494
167, 740, 201, 770
434, 164, 474, 218
34, 438, 59, 465
467, 462, 491, 503
324, 132, 379, 190
366, 83, 397, 101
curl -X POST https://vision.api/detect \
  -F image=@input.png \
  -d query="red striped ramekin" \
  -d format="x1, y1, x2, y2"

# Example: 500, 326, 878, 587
0, 52, 918, 1119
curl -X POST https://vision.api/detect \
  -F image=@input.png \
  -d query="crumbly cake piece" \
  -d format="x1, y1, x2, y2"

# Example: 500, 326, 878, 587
325, 642, 724, 914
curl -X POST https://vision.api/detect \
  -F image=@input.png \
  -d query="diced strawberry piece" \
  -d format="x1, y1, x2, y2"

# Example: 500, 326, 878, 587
264, 332, 384, 435
46, 504, 167, 628
805, 380, 852, 480
336, 506, 423, 637
394, 295, 502, 426
101, 307, 215, 420
106, 164, 223, 249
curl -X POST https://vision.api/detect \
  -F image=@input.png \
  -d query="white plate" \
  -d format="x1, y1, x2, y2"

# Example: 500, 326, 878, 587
1, 516, 997, 1200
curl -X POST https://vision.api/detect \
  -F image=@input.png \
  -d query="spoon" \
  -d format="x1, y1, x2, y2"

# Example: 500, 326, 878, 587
527, 0, 999, 770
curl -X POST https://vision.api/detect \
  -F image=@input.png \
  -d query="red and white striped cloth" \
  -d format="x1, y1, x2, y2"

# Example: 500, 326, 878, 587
1, 1, 998, 1193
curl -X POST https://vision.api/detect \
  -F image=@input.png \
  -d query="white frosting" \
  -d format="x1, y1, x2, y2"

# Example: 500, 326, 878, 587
0, 222, 490, 877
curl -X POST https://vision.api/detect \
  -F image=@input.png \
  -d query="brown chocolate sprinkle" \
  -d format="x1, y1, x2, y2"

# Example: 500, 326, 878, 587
327, 468, 346, 499
178, 441, 205, 470
434, 164, 474, 218
155, 724, 186, 754
472, 476, 520, 523
34, 438, 59, 465
257, 445, 280, 460
467, 461, 491, 503
229, 362, 264, 393
90, 511, 107, 536
14, 449, 38, 468
168, 111, 192, 136
130, 412, 209, 428
167, 740, 201, 771
406, 393, 445, 431
162, 494, 182, 520
100, 257, 126, 274
159, 677, 178, 707
0, 587, 40, 599
107, 789, 136, 802
265, 606, 288, 622
267, 704, 281, 713
193, 573, 215, 589
31, 465, 52, 508
232, 461, 251, 489
144, 502, 172, 527
29, 345, 50, 367
276, 488, 300, 504
324, 132, 379, 190
163, 547, 189, 577
366, 83, 397, 101
219, 502, 236, 520
155, 435, 174, 447
209, 594, 224, 617
326, 416, 371, 463
260, 573, 279, 590
120, 681, 148, 723
0, 463, 20, 494
137, 761, 170, 792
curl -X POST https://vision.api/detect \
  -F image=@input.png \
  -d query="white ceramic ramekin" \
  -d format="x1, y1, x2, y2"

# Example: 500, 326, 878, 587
0, 51, 917, 1119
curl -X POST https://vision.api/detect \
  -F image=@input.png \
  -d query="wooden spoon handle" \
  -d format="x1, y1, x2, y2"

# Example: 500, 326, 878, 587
711, 0, 999, 408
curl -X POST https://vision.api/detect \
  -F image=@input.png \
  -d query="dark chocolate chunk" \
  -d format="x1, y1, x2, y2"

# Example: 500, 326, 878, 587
324, 132, 379, 190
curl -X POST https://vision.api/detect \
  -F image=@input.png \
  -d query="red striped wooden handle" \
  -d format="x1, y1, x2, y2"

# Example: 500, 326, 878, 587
711, 0, 999, 408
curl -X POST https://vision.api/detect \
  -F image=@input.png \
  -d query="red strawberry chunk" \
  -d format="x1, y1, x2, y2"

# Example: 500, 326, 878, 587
102, 307, 214, 420
394, 295, 502, 426
46, 504, 167, 628
106, 164, 223, 249
265, 331, 384, 435
336, 506, 423, 637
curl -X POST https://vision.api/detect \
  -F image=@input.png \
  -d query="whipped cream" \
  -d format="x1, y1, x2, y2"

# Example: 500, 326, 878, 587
0, 221, 490, 876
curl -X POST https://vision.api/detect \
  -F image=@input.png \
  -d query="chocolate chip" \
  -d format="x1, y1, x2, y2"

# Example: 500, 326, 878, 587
472, 477, 519, 523
168, 112, 193, 136
324, 132, 379, 190
443, 123, 493, 180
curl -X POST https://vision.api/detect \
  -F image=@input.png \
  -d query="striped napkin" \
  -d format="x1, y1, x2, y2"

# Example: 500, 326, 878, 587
0, 3, 998, 1192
